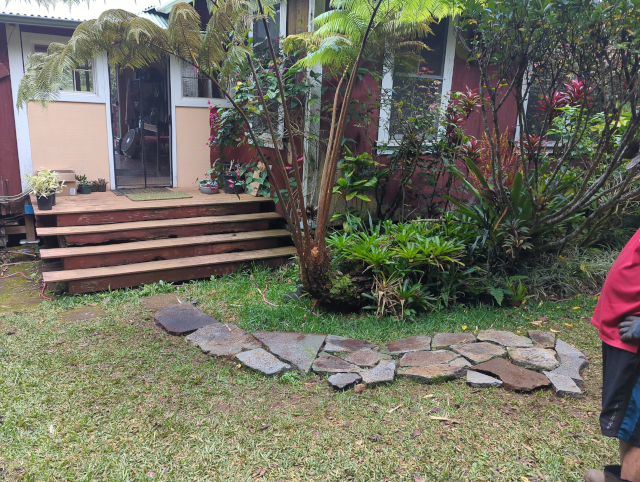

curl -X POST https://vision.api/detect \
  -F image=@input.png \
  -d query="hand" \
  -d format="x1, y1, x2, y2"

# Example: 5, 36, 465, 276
619, 316, 640, 342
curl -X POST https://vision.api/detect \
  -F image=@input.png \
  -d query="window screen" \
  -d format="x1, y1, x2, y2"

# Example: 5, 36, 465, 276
34, 43, 93, 92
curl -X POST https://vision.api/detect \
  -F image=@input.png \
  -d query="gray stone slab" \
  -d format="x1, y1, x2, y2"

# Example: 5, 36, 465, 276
449, 357, 473, 368
432, 332, 477, 350
154, 303, 219, 335
359, 359, 396, 386
473, 358, 551, 392
235, 348, 291, 376
399, 350, 459, 367
253, 331, 326, 374
478, 330, 533, 348
555, 339, 587, 359
384, 336, 432, 355
185, 323, 261, 356
450, 342, 506, 364
343, 349, 388, 367
528, 330, 556, 349
323, 335, 376, 353
312, 354, 359, 374
508, 347, 560, 372
466, 370, 503, 388
545, 354, 589, 386
398, 364, 465, 384
328, 372, 362, 390
543, 371, 582, 398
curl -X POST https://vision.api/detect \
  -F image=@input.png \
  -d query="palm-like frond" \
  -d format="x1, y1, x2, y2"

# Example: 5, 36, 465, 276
283, 0, 458, 70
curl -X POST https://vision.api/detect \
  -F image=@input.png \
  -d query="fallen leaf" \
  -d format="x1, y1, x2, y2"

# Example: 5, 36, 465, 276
255, 467, 267, 477
550, 329, 560, 333
423, 394, 435, 399
429, 416, 461, 424
564, 323, 573, 327
411, 429, 421, 439
353, 383, 367, 394
355, 439, 363, 446
573, 306, 581, 310
49, 424, 55, 435
6, 329, 17, 335
529, 321, 543, 326
461, 325, 467, 331
387, 404, 403, 414
522, 444, 534, 451
415, 477, 426, 482
258, 423, 271, 431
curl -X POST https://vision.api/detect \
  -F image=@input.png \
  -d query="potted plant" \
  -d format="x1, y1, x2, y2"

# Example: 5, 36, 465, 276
504, 278, 532, 308
90, 180, 99, 192
76, 175, 92, 194
97, 178, 108, 192
24, 169, 64, 211
196, 177, 219, 194
221, 160, 244, 194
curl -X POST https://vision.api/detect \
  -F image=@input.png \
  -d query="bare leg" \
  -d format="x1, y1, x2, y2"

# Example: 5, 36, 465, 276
621, 441, 640, 481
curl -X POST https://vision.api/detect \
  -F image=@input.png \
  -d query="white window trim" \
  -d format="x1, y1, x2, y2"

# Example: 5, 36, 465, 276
376, 19, 457, 153
169, 55, 231, 109
20, 31, 108, 103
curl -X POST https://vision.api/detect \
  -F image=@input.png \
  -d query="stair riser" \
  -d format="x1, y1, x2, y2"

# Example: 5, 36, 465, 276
64, 220, 271, 246
66, 256, 288, 293
62, 238, 283, 269
52, 203, 266, 227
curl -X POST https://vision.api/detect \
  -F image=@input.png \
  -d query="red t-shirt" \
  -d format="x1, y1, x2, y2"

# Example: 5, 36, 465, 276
591, 227, 640, 353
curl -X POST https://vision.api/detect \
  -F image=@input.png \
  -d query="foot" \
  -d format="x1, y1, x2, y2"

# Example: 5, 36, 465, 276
585, 469, 605, 482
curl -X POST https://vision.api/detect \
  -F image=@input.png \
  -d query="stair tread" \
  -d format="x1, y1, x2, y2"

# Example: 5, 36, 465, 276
43, 247, 297, 283
39, 230, 291, 259
32, 192, 271, 216
36, 212, 283, 237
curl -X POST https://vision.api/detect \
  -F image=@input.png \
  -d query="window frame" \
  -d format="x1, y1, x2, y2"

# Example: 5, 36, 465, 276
376, 19, 457, 152
20, 31, 108, 104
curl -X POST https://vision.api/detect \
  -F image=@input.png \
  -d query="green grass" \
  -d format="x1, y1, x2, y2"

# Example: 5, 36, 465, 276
0, 264, 613, 481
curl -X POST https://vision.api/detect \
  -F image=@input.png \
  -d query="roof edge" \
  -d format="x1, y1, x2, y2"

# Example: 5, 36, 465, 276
0, 12, 83, 29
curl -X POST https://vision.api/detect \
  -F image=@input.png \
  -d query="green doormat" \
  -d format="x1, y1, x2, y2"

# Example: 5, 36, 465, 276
125, 191, 193, 201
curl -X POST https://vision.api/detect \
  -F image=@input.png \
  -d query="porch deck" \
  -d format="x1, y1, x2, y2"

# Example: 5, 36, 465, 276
34, 189, 294, 293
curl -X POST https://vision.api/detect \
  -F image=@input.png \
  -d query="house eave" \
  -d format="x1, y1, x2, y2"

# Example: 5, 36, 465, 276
0, 13, 83, 29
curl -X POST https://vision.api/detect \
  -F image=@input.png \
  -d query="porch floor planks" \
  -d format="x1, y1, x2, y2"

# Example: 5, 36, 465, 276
39, 230, 291, 259
31, 190, 272, 216
43, 246, 298, 284
35, 212, 283, 237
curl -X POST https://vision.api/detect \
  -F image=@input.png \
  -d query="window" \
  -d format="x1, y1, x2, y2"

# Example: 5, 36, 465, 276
253, 3, 281, 53
33, 43, 93, 93
389, 19, 449, 135
181, 61, 221, 98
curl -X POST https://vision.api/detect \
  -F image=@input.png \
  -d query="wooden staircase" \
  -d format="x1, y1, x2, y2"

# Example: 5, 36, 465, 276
34, 191, 295, 294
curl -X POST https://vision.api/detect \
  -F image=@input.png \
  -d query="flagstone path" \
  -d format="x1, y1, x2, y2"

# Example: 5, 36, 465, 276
153, 302, 589, 397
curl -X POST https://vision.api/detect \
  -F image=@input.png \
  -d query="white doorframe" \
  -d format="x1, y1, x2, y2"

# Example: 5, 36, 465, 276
5, 24, 32, 191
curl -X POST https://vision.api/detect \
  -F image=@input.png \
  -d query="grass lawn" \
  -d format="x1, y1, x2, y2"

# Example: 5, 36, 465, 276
0, 264, 613, 481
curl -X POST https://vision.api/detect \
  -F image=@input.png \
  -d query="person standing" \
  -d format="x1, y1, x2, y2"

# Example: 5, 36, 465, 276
586, 227, 640, 482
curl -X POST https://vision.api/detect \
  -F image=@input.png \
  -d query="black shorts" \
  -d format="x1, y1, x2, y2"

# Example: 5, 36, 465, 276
601, 341, 640, 447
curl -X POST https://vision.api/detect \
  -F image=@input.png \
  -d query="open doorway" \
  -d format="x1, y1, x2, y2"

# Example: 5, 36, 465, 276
109, 61, 172, 188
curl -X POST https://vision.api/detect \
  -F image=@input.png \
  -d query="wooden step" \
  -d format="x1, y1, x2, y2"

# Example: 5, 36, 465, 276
40, 230, 291, 269
36, 212, 284, 246
43, 246, 298, 294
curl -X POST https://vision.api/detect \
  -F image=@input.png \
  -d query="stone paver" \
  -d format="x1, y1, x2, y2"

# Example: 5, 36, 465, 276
344, 349, 388, 367
59, 306, 106, 322
450, 342, 506, 364
528, 330, 555, 349
141, 293, 184, 312
235, 348, 291, 376
328, 373, 362, 390
185, 323, 261, 356
555, 339, 587, 359
253, 331, 326, 374
545, 354, 589, 386
154, 303, 218, 335
473, 357, 551, 392
384, 336, 432, 355
477, 329, 533, 348
399, 350, 459, 367
359, 359, 396, 385
544, 371, 582, 398
432, 333, 476, 350
466, 370, 503, 388
449, 357, 472, 368
508, 347, 560, 371
398, 364, 465, 384
323, 335, 375, 353
312, 354, 359, 374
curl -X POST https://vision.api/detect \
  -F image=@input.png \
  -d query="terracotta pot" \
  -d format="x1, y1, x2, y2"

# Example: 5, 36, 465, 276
510, 300, 523, 308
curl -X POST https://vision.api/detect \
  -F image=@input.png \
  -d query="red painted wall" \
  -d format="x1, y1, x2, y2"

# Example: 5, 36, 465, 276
0, 22, 22, 198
